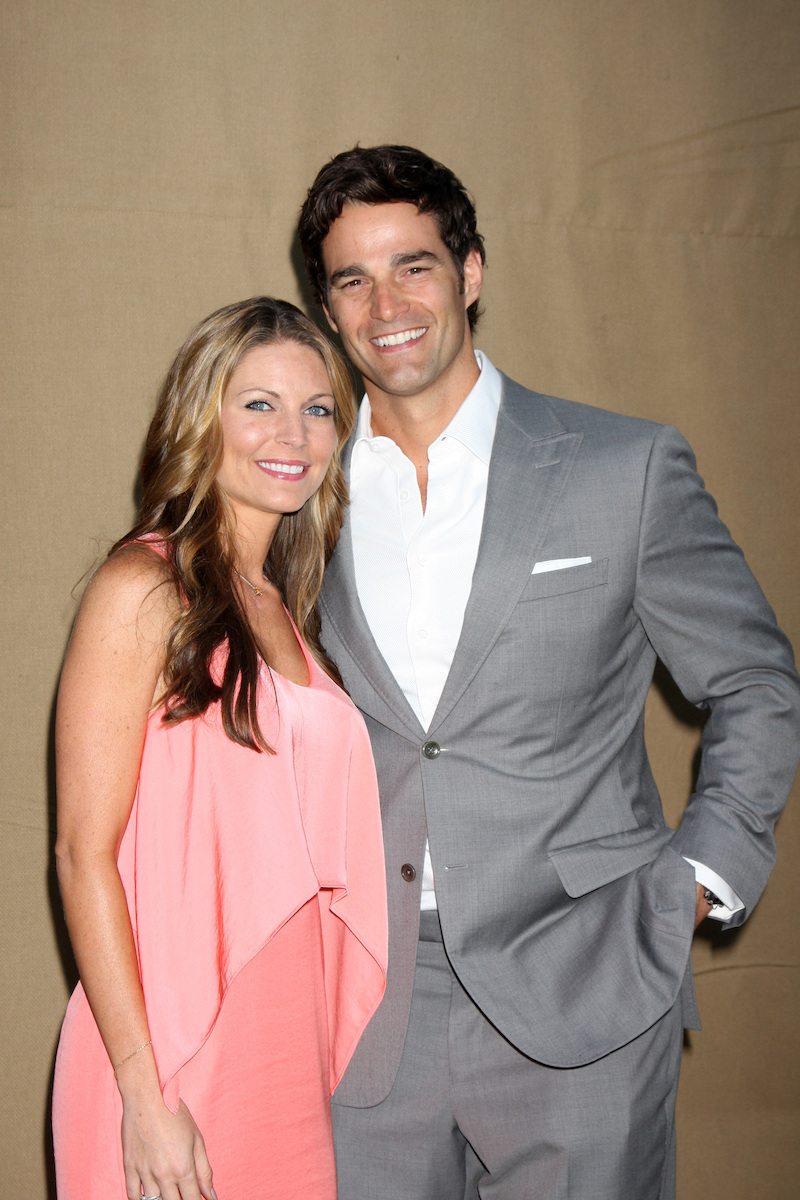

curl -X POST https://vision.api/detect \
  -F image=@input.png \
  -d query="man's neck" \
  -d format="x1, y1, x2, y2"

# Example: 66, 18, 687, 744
369, 399, 444, 465
365, 352, 481, 511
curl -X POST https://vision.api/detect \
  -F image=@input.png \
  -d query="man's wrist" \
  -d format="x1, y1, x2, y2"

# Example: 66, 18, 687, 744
702, 887, 723, 911
683, 857, 744, 921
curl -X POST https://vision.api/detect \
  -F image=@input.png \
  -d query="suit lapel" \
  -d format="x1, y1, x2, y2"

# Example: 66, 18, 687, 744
429, 376, 582, 730
322, 376, 581, 739
321, 491, 425, 741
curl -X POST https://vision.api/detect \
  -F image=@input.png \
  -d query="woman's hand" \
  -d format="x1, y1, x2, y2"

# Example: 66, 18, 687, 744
122, 1096, 217, 1200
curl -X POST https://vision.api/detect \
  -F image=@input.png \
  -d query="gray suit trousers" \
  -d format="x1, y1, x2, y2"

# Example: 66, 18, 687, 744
332, 913, 682, 1200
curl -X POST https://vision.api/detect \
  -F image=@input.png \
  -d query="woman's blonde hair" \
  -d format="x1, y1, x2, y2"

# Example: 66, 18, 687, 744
113, 296, 357, 751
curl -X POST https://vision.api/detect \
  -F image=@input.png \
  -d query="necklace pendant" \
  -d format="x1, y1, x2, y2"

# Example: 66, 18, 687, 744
234, 568, 266, 598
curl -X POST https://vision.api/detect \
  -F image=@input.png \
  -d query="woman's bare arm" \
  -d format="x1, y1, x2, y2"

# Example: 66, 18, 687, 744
55, 545, 216, 1200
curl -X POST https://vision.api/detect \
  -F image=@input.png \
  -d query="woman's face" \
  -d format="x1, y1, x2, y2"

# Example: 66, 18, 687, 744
216, 340, 338, 534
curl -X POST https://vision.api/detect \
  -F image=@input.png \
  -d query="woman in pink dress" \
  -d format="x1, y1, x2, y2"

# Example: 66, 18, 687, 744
52, 297, 387, 1200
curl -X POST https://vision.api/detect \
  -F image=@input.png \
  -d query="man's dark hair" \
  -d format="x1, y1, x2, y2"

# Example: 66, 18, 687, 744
298, 145, 486, 332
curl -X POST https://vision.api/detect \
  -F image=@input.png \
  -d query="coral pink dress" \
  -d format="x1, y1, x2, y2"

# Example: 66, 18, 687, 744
52, 568, 387, 1199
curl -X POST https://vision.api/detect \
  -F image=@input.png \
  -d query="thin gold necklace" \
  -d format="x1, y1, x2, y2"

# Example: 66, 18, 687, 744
234, 568, 266, 598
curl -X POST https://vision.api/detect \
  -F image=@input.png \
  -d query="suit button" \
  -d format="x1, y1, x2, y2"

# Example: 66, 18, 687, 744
422, 741, 441, 759
400, 863, 417, 882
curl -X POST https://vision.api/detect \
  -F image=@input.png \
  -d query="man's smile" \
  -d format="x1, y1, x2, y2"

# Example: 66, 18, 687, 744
370, 327, 428, 348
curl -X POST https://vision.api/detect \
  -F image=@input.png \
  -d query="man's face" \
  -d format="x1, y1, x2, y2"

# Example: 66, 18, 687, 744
321, 202, 483, 408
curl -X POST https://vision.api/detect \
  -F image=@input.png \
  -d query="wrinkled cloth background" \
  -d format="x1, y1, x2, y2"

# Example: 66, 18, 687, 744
1, 2, 798, 1196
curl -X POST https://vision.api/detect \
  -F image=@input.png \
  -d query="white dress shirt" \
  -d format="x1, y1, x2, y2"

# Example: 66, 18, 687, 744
349, 352, 742, 920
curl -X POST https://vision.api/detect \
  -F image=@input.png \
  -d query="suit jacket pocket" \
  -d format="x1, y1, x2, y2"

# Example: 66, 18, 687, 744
518, 557, 608, 602
548, 823, 673, 897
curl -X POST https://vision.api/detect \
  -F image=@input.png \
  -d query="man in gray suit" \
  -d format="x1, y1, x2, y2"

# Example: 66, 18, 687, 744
298, 145, 800, 1199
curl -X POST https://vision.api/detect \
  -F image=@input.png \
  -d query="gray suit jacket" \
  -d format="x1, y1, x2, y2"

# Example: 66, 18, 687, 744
320, 374, 800, 1106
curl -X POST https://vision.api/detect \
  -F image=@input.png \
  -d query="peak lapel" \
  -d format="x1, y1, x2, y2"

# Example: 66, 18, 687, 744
429, 378, 582, 729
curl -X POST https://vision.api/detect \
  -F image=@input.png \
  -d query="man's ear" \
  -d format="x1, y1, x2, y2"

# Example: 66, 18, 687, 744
322, 300, 339, 335
462, 248, 483, 310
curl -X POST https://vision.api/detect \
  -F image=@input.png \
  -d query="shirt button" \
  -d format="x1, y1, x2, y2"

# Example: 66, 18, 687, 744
418, 554, 427, 564
400, 489, 409, 501
422, 741, 441, 760
401, 863, 417, 882
417, 628, 428, 639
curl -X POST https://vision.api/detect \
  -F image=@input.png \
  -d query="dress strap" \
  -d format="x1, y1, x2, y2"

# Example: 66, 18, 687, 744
124, 532, 173, 564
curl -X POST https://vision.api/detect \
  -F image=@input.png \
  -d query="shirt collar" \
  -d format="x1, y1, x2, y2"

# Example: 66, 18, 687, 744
353, 351, 502, 466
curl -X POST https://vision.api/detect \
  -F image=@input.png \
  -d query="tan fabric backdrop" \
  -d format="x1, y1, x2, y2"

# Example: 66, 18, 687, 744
2, 2, 798, 1195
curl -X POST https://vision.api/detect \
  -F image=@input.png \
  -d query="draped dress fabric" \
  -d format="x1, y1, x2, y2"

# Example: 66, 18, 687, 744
52, 549, 387, 1199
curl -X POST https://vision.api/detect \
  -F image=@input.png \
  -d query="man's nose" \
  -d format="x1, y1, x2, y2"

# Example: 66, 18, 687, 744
370, 278, 408, 322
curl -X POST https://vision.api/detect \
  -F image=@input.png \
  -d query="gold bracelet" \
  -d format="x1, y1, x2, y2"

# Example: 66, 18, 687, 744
113, 1039, 152, 1076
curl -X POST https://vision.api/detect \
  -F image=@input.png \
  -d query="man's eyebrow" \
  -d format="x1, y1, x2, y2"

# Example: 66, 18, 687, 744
328, 249, 442, 287
329, 265, 365, 287
391, 250, 441, 268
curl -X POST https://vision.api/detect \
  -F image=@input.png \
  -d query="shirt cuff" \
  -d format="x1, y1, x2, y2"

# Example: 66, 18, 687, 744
683, 857, 745, 921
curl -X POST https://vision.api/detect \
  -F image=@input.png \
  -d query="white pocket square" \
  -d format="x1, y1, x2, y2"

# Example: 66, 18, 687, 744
532, 557, 592, 574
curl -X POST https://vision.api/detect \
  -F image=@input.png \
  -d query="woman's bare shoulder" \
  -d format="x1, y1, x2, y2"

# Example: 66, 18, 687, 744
77, 540, 181, 641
